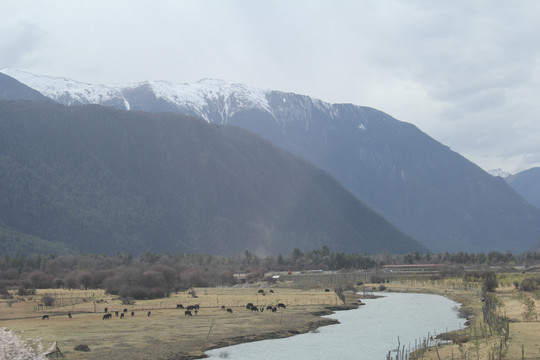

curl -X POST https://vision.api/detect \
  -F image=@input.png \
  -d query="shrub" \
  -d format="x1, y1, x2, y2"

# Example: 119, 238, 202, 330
369, 274, 386, 284
77, 271, 93, 290
188, 288, 197, 298
0, 287, 12, 299
120, 296, 135, 305
17, 287, 36, 296
27, 271, 54, 289
116, 285, 170, 301
520, 277, 540, 292
334, 286, 345, 303
520, 294, 536, 321
457, 305, 473, 319
53, 278, 65, 288
41, 295, 55, 307
74, 344, 91, 352
482, 271, 498, 292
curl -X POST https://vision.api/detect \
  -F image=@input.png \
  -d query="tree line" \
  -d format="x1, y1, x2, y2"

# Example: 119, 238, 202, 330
0, 247, 539, 302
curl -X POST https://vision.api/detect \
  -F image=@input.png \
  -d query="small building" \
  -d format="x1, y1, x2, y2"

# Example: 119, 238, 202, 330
382, 264, 447, 274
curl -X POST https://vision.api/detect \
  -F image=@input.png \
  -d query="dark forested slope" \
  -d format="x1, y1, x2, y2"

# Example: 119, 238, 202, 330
0, 100, 424, 256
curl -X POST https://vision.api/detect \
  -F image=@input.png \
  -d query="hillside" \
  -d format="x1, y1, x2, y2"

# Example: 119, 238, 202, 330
0, 100, 424, 256
3, 69, 540, 253
506, 167, 540, 209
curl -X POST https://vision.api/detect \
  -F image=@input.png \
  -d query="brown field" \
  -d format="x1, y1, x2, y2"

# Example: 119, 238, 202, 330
0, 285, 346, 359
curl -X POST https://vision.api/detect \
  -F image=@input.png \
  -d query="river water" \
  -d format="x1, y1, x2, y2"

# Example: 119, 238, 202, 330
205, 292, 466, 360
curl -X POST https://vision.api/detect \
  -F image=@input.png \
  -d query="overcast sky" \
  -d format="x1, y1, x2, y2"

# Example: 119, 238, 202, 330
2, 1, 540, 174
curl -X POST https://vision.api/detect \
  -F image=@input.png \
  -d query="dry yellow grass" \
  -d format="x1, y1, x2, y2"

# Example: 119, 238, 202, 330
385, 278, 540, 360
0, 286, 342, 359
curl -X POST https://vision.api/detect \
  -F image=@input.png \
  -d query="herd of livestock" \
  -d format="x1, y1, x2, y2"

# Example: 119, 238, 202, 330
40, 289, 290, 320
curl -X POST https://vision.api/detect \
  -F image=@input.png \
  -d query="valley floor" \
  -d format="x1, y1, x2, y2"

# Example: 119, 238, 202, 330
1, 275, 538, 359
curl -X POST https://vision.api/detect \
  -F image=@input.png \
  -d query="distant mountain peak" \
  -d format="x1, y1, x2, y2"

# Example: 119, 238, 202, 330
196, 78, 228, 85
488, 168, 512, 178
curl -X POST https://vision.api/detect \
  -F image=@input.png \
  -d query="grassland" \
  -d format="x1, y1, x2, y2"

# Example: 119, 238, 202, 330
0, 285, 350, 359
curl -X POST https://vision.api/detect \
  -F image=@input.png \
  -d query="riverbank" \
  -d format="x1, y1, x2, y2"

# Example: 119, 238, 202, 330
201, 303, 360, 360
379, 279, 480, 359
381, 276, 540, 360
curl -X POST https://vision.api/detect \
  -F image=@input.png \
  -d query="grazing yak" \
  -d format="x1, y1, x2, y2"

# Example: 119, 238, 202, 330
42, 315, 49, 320
226, 308, 233, 314
185, 310, 192, 316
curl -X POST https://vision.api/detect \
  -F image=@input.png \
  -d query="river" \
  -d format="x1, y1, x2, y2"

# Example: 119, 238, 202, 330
205, 292, 466, 359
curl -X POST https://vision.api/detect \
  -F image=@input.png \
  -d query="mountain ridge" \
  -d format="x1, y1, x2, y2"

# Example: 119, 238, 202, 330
3, 69, 540, 253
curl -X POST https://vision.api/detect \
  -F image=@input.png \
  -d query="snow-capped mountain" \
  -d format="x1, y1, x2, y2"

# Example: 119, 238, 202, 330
3, 68, 540, 253
488, 168, 512, 178
1, 68, 329, 125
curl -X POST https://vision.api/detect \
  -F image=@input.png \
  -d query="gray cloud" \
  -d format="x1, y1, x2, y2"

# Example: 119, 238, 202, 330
0, 17, 44, 67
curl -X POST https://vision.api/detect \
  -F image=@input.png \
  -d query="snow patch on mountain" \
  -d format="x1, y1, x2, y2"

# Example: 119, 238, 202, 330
1, 68, 348, 131
1, 68, 282, 124
146, 78, 277, 124
488, 168, 512, 178
1, 68, 125, 105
